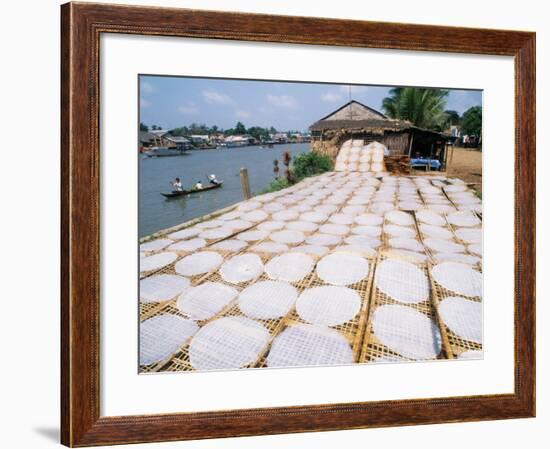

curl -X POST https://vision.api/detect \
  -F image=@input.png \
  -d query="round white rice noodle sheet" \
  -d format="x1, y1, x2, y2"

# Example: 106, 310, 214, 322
195, 219, 223, 229
318, 223, 350, 236
199, 228, 234, 240
385, 249, 428, 263
297, 286, 361, 326
351, 225, 381, 237
420, 186, 441, 195
335, 162, 347, 171
252, 242, 289, 254
286, 221, 318, 232
334, 244, 377, 258
140, 252, 177, 273
458, 350, 483, 360
265, 253, 314, 282
140, 274, 190, 303
222, 219, 253, 230
300, 211, 329, 223
447, 211, 480, 227
372, 305, 441, 359
352, 139, 364, 147
458, 203, 483, 214
272, 210, 300, 221
431, 262, 482, 297
375, 259, 429, 304
424, 238, 465, 253
175, 251, 223, 276
370, 202, 395, 213
237, 201, 261, 212
347, 196, 371, 206
242, 210, 269, 222
267, 324, 353, 368
355, 213, 383, 226
372, 153, 384, 163
140, 315, 199, 365
344, 235, 381, 248
419, 224, 453, 240
291, 244, 330, 256
384, 224, 417, 238
347, 163, 359, 171
342, 205, 366, 216
385, 210, 414, 226
427, 204, 456, 214
398, 202, 421, 211
257, 220, 286, 231
455, 227, 482, 243
433, 252, 481, 265
167, 227, 200, 240
444, 184, 468, 193
316, 204, 338, 215
316, 253, 370, 286
220, 253, 264, 284
348, 154, 360, 163
262, 202, 285, 213
438, 297, 482, 343
416, 209, 446, 226
168, 238, 207, 252
270, 230, 306, 244
389, 237, 424, 252
177, 282, 238, 320
468, 243, 482, 256
189, 316, 269, 370
210, 239, 248, 252
238, 280, 298, 319
218, 211, 241, 221
306, 233, 342, 246
236, 230, 269, 242
359, 163, 370, 172
140, 238, 173, 252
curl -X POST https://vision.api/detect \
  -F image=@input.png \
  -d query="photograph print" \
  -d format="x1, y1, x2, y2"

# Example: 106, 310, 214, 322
138, 75, 483, 374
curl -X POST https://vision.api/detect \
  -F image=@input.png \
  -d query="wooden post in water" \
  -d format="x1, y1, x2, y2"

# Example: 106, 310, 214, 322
240, 167, 251, 200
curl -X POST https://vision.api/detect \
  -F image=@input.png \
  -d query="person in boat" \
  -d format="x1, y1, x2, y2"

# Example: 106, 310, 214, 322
171, 177, 183, 191
208, 174, 221, 185
194, 180, 203, 190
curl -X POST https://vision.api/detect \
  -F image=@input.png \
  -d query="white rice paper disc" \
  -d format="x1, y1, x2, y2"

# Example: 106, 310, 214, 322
175, 251, 223, 276
167, 228, 200, 240
140, 274, 190, 303
384, 224, 417, 238
195, 219, 223, 229
270, 230, 306, 244
266, 324, 353, 368
370, 202, 395, 213
344, 235, 380, 248
385, 210, 414, 226
375, 259, 429, 304
199, 228, 234, 240
257, 220, 286, 231
286, 221, 318, 232
334, 244, 377, 258
218, 211, 241, 221
468, 243, 482, 256
272, 210, 300, 221
329, 213, 354, 225
306, 233, 342, 246
140, 314, 199, 366
419, 224, 454, 240
300, 211, 329, 223
297, 286, 361, 326
290, 244, 329, 256
222, 219, 253, 231
176, 282, 239, 320
140, 239, 173, 252
242, 210, 269, 222
438, 297, 482, 343
424, 238, 465, 253
220, 253, 264, 284
189, 317, 269, 370
252, 242, 289, 253
318, 223, 350, 236
265, 253, 314, 282
351, 225, 381, 237
237, 201, 261, 212
372, 305, 442, 360
389, 237, 424, 252
447, 211, 481, 227
385, 249, 428, 263
140, 252, 177, 273
316, 253, 370, 286
236, 230, 269, 242
168, 238, 207, 252
455, 228, 482, 243
427, 204, 455, 214
210, 239, 248, 252
431, 262, 482, 297
355, 214, 383, 226
262, 202, 285, 213
238, 280, 298, 319
433, 252, 481, 265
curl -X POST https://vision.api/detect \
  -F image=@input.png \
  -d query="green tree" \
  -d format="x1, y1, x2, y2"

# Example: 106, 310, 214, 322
460, 106, 482, 136
235, 121, 247, 134
139, 122, 149, 132
444, 110, 460, 127
292, 152, 333, 179
382, 88, 449, 130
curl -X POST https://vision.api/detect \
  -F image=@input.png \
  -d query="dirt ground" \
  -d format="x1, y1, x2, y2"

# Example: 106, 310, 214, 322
445, 147, 482, 195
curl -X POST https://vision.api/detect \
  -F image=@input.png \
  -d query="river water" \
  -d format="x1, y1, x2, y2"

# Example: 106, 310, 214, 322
139, 143, 310, 237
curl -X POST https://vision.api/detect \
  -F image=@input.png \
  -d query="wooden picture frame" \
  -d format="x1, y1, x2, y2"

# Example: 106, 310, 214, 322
61, 2, 535, 446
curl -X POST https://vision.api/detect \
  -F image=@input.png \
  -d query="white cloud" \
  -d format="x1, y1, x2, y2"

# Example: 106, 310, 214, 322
140, 81, 155, 94
321, 91, 343, 102
140, 98, 151, 108
178, 103, 199, 115
202, 90, 234, 105
266, 94, 297, 108
235, 110, 251, 119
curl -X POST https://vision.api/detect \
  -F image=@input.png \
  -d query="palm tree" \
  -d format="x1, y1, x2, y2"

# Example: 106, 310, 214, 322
382, 88, 449, 130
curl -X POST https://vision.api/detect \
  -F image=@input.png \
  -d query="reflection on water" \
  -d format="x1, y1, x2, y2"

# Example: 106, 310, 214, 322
139, 143, 310, 237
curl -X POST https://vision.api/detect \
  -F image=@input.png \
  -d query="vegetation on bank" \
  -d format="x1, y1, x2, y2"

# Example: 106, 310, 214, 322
261, 151, 333, 193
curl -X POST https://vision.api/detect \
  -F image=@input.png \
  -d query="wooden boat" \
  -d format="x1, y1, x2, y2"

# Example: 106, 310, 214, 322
161, 182, 223, 198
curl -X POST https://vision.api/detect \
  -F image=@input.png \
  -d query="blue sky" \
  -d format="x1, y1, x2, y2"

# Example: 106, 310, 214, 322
139, 75, 482, 132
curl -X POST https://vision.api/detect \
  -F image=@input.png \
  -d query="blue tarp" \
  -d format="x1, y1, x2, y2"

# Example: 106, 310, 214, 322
410, 158, 441, 170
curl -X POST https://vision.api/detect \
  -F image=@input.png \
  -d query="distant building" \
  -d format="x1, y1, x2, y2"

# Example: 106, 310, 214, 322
224, 135, 249, 147
164, 135, 191, 150
271, 132, 288, 144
